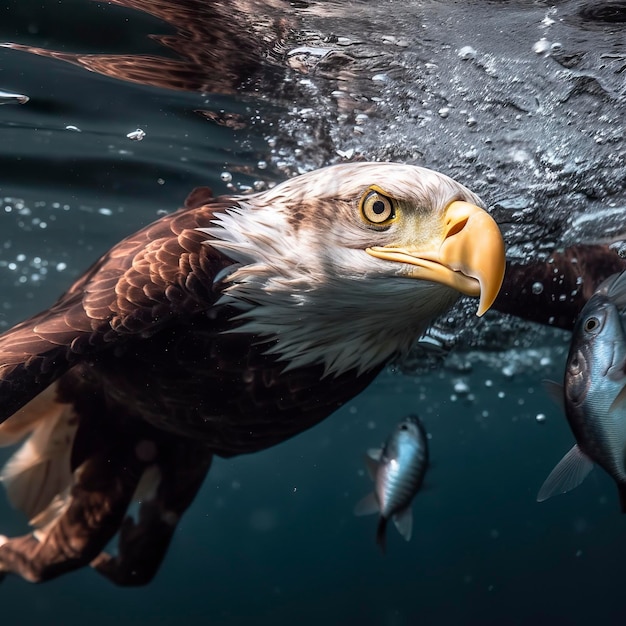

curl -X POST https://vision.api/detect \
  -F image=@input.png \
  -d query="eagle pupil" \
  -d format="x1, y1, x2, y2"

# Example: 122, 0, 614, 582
372, 200, 386, 215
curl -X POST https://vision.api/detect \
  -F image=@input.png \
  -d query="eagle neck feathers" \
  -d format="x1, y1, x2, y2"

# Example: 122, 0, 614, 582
200, 201, 457, 378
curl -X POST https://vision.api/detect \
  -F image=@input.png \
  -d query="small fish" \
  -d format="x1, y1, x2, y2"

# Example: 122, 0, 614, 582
354, 414, 429, 552
538, 269, 626, 511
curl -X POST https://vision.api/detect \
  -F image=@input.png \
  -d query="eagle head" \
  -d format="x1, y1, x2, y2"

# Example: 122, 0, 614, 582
204, 162, 505, 376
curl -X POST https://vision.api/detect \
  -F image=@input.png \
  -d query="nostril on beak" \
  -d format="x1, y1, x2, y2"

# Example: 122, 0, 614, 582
446, 218, 468, 238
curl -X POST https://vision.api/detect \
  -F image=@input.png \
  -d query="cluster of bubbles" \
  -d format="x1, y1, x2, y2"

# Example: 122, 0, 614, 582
0, 197, 126, 307
0, 251, 67, 286
218, 161, 273, 194
0, 198, 71, 296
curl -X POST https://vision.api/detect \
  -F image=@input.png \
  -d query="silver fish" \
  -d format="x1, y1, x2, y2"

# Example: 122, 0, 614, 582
538, 269, 626, 511
355, 414, 429, 551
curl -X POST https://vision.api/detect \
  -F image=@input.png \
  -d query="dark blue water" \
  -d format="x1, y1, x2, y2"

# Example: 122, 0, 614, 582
1, 1, 626, 624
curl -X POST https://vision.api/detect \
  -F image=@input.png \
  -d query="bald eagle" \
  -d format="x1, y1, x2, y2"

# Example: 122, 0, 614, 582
0, 162, 505, 584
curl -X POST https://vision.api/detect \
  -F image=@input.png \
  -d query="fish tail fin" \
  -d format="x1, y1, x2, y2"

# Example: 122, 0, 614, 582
617, 484, 626, 513
376, 517, 388, 554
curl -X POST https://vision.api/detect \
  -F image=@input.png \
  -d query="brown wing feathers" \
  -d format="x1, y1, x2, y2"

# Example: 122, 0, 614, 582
0, 191, 235, 583
0, 195, 236, 424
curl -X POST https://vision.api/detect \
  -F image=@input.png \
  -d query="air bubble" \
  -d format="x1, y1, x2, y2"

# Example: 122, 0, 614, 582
532, 38, 552, 55
126, 128, 146, 141
458, 46, 477, 60
453, 379, 470, 394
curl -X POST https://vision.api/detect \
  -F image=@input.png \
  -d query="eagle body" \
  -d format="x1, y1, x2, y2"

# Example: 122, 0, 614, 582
0, 162, 505, 584
47, 202, 381, 456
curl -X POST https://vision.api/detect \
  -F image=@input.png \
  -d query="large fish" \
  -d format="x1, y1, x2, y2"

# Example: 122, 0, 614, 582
538, 270, 626, 511
354, 414, 429, 551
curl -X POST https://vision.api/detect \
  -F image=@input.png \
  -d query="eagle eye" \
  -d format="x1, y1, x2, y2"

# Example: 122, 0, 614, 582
360, 189, 396, 226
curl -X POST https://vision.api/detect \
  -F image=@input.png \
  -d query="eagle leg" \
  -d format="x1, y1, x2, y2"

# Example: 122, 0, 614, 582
91, 440, 213, 586
0, 439, 146, 583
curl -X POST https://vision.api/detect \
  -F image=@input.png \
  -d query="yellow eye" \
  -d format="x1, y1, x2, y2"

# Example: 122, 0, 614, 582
360, 189, 396, 225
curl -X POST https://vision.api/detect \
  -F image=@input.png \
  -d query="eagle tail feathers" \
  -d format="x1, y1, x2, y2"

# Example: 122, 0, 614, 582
0, 382, 78, 526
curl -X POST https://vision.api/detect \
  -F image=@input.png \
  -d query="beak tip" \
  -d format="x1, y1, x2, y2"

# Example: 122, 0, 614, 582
476, 304, 488, 317
475, 295, 488, 317
475, 271, 505, 317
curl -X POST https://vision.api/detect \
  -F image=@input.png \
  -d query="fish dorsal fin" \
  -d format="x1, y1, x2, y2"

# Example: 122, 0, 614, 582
602, 270, 626, 309
354, 492, 379, 517
542, 379, 565, 411
537, 444, 594, 502
392, 507, 413, 542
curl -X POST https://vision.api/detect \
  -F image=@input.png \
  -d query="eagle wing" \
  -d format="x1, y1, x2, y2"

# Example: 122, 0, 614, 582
495, 244, 626, 330
0, 188, 234, 423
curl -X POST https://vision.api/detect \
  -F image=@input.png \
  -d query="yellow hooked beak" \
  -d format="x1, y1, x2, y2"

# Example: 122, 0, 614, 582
365, 201, 506, 316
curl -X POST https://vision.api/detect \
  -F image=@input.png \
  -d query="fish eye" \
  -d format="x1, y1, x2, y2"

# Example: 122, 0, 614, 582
399, 423, 409, 431
584, 317, 600, 332
360, 188, 396, 226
